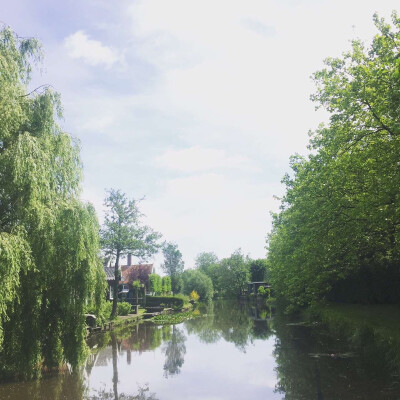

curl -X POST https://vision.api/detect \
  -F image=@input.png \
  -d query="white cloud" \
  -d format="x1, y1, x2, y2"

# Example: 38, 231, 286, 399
64, 30, 122, 68
32, 0, 400, 268
156, 146, 260, 173
80, 114, 115, 132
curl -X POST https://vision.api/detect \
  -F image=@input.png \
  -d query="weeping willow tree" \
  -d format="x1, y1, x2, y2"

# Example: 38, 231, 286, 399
0, 27, 105, 380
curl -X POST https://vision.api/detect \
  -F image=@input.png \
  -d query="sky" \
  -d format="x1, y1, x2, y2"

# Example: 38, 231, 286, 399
2, 0, 399, 268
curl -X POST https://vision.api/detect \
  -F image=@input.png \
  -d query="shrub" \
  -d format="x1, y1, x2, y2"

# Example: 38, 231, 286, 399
181, 270, 213, 302
190, 290, 200, 302
85, 301, 113, 325
145, 296, 184, 309
117, 302, 132, 316
257, 286, 270, 298
258, 286, 266, 296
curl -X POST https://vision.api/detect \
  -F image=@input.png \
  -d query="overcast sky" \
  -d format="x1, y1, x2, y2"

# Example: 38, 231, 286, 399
2, 0, 399, 267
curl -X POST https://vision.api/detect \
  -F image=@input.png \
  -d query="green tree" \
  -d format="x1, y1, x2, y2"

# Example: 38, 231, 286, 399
149, 273, 162, 295
219, 250, 250, 297
195, 252, 219, 274
181, 269, 214, 302
0, 27, 105, 379
267, 12, 400, 309
249, 259, 269, 282
101, 189, 161, 318
195, 252, 223, 294
162, 276, 172, 295
160, 242, 184, 293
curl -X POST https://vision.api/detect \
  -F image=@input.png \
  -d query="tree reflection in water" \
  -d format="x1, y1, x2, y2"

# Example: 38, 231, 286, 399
88, 385, 158, 400
272, 307, 400, 400
184, 300, 274, 351
162, 325, 187, 378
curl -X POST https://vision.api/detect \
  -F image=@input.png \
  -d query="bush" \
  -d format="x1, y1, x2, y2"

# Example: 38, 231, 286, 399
190, 290, 200, 302
145, 296, 184, 309
181, 270, 213, 302
117, 302, 132, 316
85, 301, 113, 325
257, 286, 271, 298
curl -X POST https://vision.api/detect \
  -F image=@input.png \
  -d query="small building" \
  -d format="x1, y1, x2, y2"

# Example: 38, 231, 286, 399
104, 254, 154, 304
119, 263, 153, 303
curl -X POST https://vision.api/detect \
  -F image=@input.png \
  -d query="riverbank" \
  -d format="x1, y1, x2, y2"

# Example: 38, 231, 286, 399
87, 304, 194, 336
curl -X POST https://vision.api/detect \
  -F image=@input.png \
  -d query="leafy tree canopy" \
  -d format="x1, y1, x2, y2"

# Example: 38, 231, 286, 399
160, 242, 184, 293
181, 269, 214, 302
267, 12, 400, 310
101, 189, 161, 317
0, 26, 104, 379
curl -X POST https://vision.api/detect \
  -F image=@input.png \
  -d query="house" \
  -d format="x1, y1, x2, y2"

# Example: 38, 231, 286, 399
120, 263, 154, 303
104, 254, 154, 303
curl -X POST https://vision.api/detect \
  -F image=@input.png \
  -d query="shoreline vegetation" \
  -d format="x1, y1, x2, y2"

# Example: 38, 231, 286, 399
266, 12, 400, 311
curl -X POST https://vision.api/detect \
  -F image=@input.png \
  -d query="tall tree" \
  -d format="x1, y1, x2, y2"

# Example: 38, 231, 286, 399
195, 252, 219, 275
0, 27, 104, 379
267, 12, 400, 309
219, 250, 250, 297
160, 242, 184, 293
101, 189, 161, 318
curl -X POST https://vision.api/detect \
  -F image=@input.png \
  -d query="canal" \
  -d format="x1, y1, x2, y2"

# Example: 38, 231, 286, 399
1, 300, 400, 399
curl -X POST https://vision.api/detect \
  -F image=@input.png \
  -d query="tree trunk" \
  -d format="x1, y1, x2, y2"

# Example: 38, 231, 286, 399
111, 251, 120, 318
111, 333, 119, 400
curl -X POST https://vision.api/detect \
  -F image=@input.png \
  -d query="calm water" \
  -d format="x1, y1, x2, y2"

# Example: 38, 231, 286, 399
1, 301, 400, 399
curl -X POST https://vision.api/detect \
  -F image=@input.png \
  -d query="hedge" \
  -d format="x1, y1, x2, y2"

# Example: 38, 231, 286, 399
145, 296, 184, 309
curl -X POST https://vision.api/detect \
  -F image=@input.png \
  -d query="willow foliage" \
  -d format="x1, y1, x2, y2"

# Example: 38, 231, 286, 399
0, 27, 105, 379
267, 12, 400, 310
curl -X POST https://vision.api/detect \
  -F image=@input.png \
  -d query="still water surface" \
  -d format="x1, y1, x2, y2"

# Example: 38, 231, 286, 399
1, 300, 400, 399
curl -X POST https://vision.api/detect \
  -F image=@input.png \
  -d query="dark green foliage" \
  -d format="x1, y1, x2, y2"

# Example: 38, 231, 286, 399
181, 269, 214, 302
249, 259, 269, 282
145, 296, 184, 309
267, 12, 400, 310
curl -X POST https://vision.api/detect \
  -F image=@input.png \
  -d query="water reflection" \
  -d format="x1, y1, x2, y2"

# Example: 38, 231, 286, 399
162, 326, 186, 378
88, 385, 158, 400
272, 306, 400, 399
3, 301, 400, 399
184, 300, 274, 351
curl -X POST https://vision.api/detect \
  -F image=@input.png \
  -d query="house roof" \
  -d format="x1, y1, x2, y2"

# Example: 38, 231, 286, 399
104, 266, 115, 281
